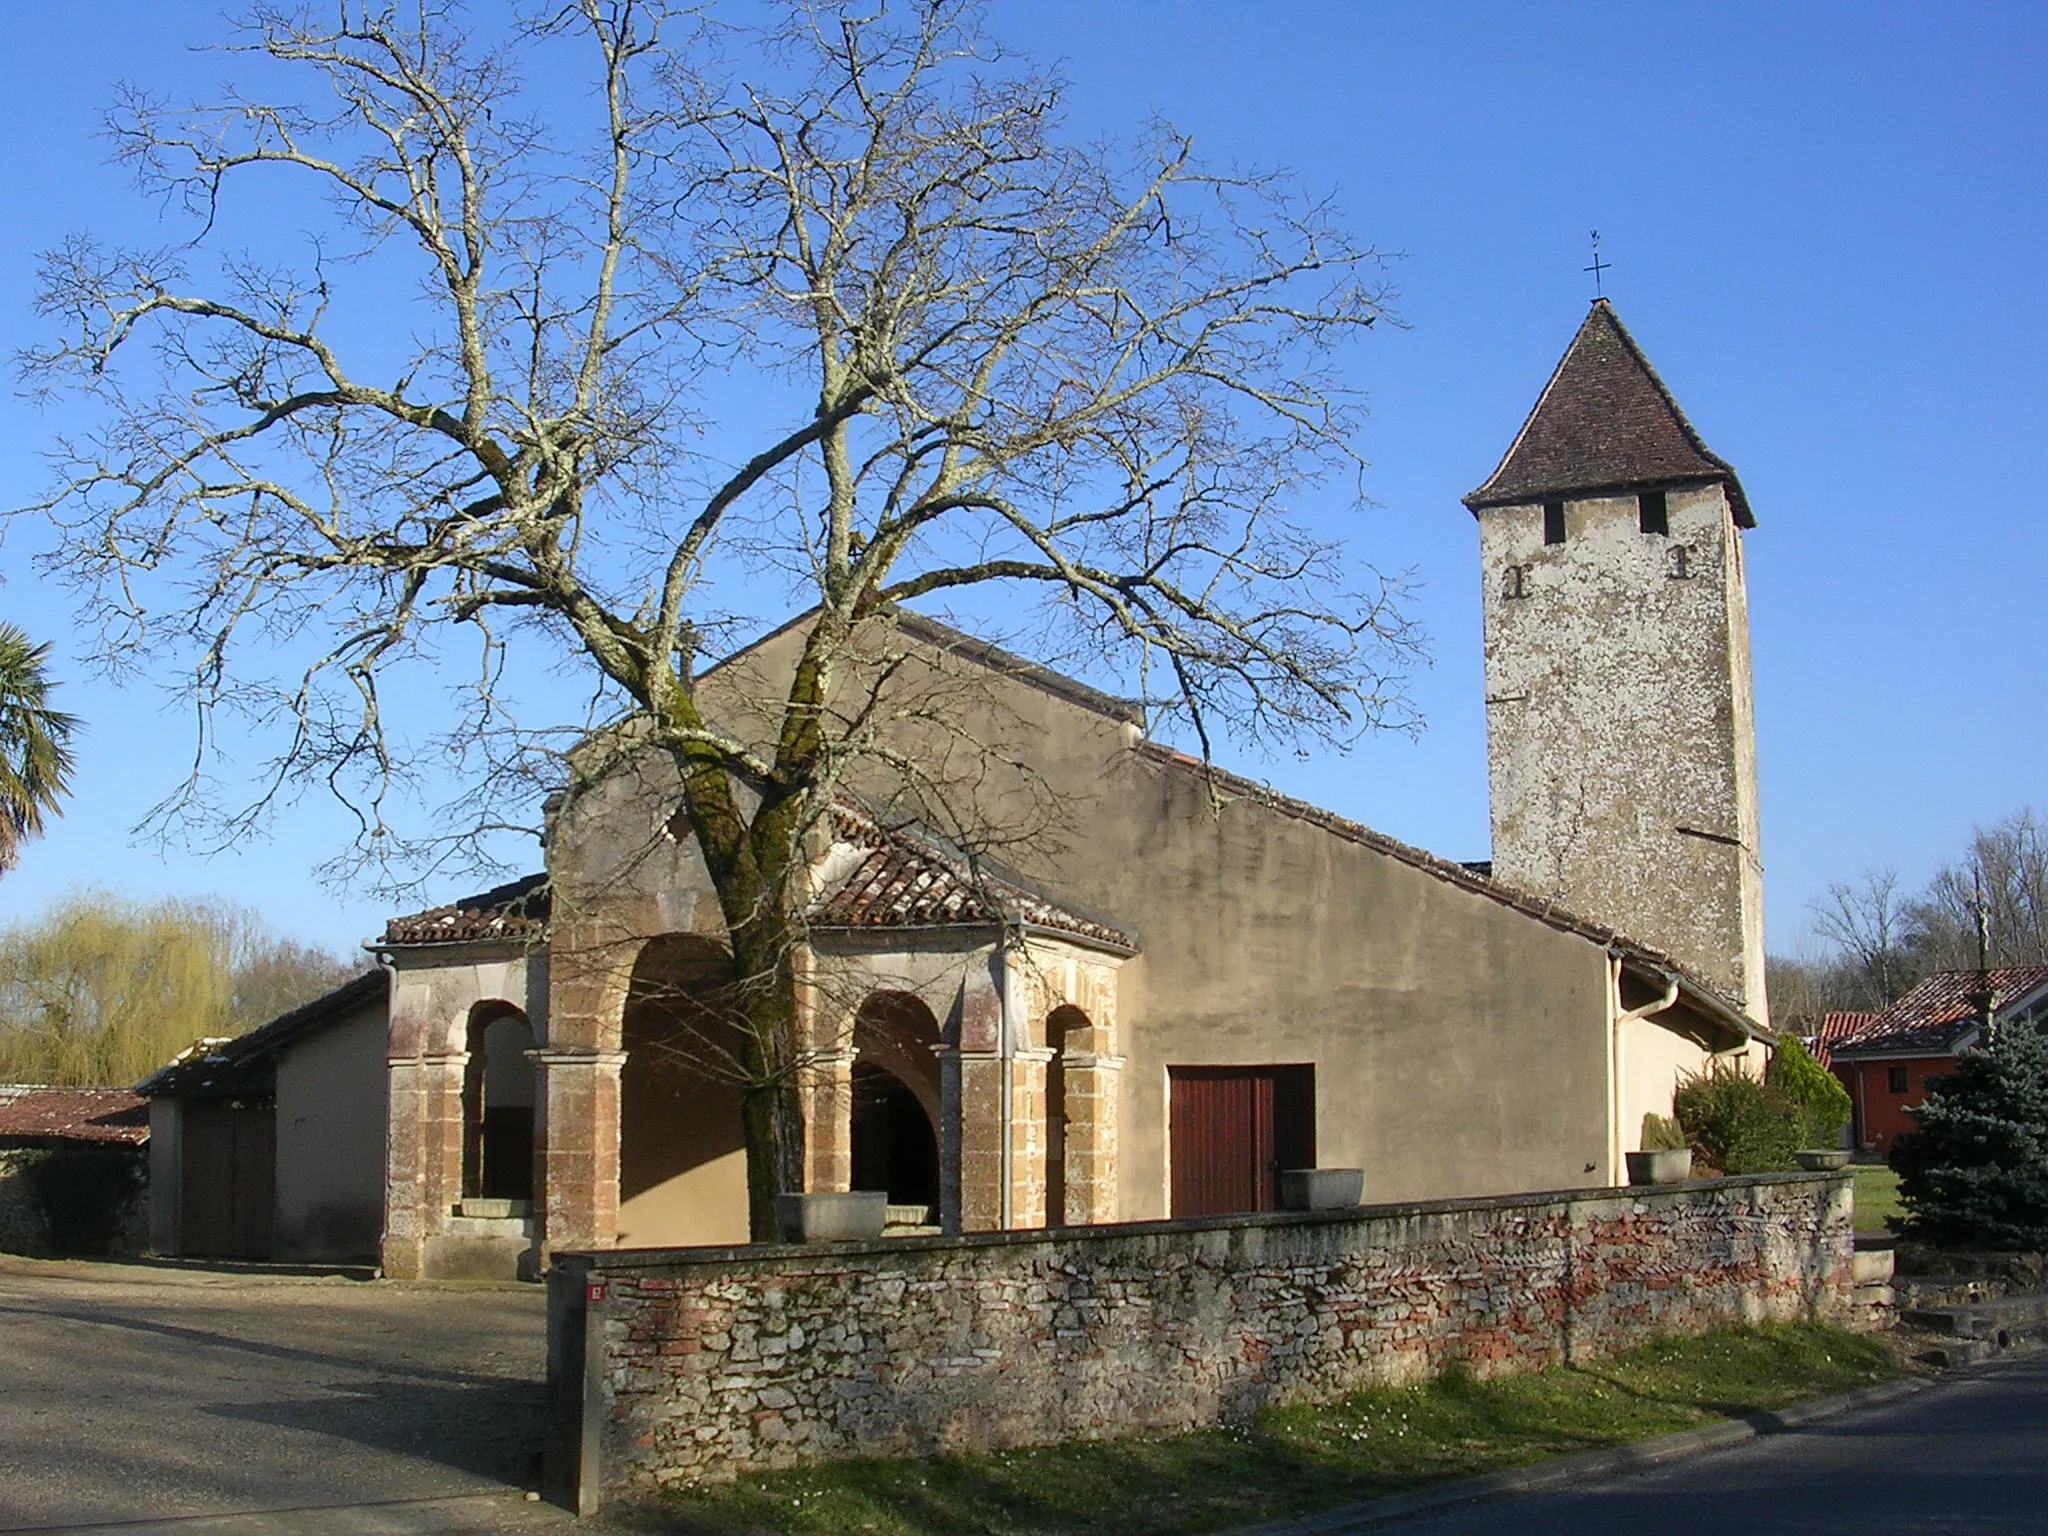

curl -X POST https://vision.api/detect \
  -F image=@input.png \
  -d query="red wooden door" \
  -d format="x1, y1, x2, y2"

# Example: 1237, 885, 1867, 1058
1169, 1066, 1315, 1217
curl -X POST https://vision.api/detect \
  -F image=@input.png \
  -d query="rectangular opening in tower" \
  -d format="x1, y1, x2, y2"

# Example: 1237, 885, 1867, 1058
1638, 489, 1669, 536
1542, 499, 1565, 545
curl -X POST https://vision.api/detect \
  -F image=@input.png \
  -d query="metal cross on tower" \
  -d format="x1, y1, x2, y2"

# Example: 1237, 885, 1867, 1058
1585, 231, 1610, 300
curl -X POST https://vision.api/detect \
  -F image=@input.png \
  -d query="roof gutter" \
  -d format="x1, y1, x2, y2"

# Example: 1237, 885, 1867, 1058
1615, 951, 1770, 1047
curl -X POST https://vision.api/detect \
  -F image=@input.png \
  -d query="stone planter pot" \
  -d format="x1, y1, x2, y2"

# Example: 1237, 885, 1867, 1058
776, 1190, 887, 1244
1625, 1148, 1694, 1186
1279, 1168, 1364, 1211
1794, 1149, 1851, 1172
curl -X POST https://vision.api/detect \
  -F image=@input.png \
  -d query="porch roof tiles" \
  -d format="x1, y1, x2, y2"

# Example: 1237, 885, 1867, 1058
812, 807, 1137, 953
379, 872, 550, 948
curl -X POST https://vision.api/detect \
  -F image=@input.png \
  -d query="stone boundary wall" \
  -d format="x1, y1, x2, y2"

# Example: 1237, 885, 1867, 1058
547, 1173, 1853, 1512
0, 1149, 50, 1254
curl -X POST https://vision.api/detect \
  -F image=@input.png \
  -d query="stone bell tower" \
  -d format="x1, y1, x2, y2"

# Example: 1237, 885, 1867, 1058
1466, 299, 1767, 1024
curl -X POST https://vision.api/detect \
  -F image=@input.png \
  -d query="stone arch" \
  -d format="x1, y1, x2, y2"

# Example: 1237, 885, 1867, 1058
460, 1003, 535, 1202
616, 935, 749, 1247
850, 992, 943, 1216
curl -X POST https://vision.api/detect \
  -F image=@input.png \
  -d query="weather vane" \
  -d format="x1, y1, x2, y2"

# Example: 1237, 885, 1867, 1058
1585, 231, 1610, 301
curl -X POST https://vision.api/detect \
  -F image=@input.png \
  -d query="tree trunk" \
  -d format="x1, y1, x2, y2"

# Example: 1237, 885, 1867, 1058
729, 914, 808, 1242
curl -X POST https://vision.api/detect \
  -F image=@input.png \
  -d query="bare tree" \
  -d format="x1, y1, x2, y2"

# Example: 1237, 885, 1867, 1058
16, 2, 1412, 1237
1810, 867, 1914, 1010
1908, 809, 2048, 973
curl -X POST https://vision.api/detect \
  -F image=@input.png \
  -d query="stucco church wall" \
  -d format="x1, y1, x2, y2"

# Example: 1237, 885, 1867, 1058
387, 951, 550, 1057
690, 615, 1626, 1217
275, 994, 389, 1262
1092, 754, 1613, 1214
1618, 1010, 1722, 1165
549, 1172, 1853, 1506
617, 1056, 748, 1249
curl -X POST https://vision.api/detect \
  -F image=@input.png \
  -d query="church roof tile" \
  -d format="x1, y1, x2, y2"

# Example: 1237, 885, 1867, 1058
1465, 299, 1754, 527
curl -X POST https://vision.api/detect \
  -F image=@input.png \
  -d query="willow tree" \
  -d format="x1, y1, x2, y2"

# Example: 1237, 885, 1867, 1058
19, 1, 1411, 1236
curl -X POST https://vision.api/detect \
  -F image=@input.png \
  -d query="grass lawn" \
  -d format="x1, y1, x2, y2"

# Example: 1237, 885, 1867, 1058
657, 1324, 1901, 1536
1854, 1164, 1904, 1232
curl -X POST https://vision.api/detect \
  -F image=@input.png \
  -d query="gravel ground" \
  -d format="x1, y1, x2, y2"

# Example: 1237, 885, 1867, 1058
0, 1256, 561, 1532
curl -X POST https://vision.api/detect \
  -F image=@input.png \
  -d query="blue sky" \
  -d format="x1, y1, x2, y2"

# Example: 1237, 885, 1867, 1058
0, 2, 2041, 959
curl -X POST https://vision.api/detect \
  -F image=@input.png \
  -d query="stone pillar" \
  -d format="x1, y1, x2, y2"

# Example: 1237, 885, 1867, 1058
1008, 1047, 1053, 1230
535, 914, 635, 1262
953, 1050, 1005, 1232
382, 1051, 467, 1279
1059, 1050, 1124, 1225
535, 1049, 627, 1261
803, 1047, 856, 1194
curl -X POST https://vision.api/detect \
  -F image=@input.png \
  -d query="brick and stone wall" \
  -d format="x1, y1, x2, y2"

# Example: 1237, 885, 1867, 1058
547, 1172, 1854, 1511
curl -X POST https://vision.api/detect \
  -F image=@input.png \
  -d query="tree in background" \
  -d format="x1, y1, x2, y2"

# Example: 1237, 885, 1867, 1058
1810, 867, 1913, 1012
0, 623, 77, 873
1908, 809, 2048, 975
1770, 808, 2048, 1035
1893, 1015, 2048, 1251
0, 891, 356, 1086
17, 3, 1411, 1236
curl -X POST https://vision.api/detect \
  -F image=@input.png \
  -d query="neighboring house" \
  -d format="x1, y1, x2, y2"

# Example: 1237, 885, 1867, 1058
142, 300, 1780, 1280
1824, 967, 2048, 1158
0, 1086, 150, 1255
139, 971, 388, 1263
1812, 1011, 1878, 1075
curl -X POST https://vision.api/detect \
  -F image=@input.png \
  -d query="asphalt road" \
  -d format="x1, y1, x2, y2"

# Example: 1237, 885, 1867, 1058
1393, 1349, 2048, 1536
0, 1256, 563, 1533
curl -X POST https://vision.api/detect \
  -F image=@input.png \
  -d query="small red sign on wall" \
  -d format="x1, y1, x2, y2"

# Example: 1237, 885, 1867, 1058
586, 1281, 607, 1304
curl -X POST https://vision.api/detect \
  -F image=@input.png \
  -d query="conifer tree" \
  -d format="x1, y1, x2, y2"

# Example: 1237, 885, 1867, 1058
1893, 1017, 2048, 1250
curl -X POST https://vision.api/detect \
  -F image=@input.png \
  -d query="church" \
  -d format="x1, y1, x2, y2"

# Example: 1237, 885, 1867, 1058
141, 300, 1777, 1278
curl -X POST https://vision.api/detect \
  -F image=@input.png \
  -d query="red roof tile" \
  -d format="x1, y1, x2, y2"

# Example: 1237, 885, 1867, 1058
1812, 1011, 1880, 1070
0, 1086, 149, 1146
1828, 966, 2048, 1058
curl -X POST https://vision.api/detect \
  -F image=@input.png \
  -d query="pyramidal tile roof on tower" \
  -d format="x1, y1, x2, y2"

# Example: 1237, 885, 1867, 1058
1465, 299, 1754, 528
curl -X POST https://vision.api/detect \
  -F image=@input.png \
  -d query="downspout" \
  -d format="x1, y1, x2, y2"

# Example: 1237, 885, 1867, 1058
1608, 951, 1680, 1182
370, 944, 402, 1279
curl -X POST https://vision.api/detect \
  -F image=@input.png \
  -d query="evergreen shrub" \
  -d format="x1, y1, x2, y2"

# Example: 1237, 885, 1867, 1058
1673, 1062, 1802, 1175
1893, 1017, 2048, 1251
1766, 1037, 1854, 1148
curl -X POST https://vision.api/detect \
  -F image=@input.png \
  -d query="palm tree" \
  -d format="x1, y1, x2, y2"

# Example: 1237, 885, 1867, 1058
0, 623, 77, 872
